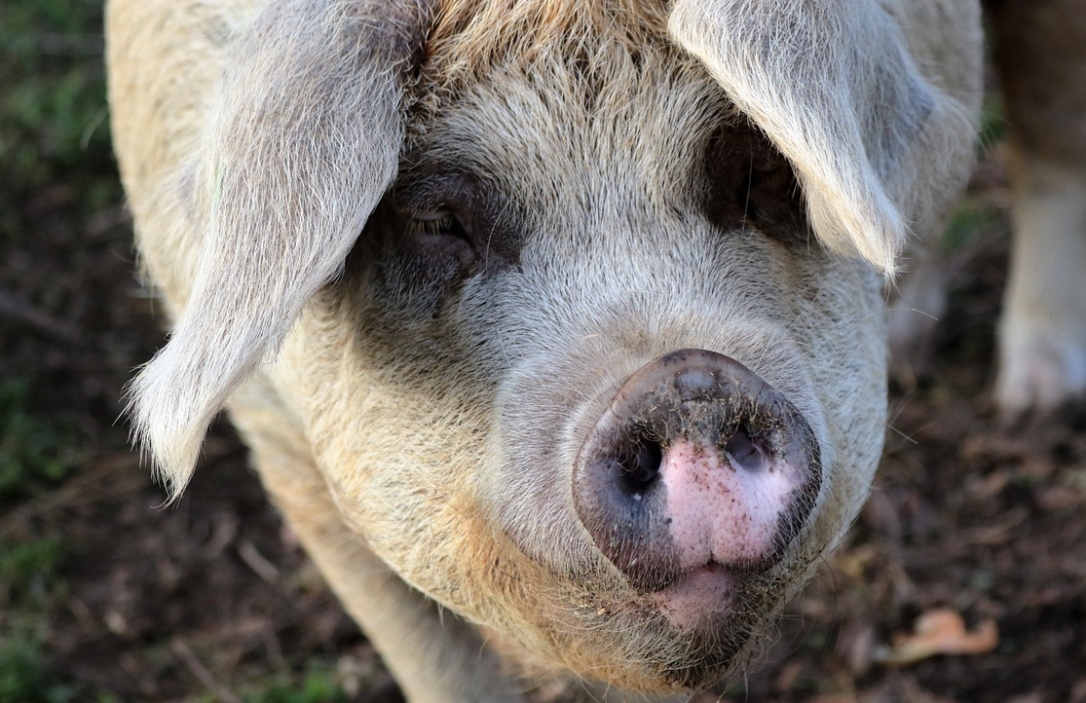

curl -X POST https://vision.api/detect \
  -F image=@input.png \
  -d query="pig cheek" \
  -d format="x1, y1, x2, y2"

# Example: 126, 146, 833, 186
478, 352, 643, 577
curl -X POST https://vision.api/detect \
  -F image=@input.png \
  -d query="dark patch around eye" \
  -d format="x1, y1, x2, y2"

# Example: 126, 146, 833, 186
338, 197, 472, 322
410, 212, 476, 268
395, 169, 522, 269
335, 166, 526, 324
702, 123, 810, 244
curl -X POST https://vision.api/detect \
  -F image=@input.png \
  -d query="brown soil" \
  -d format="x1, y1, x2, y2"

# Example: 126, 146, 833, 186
2, 143, 1084, 702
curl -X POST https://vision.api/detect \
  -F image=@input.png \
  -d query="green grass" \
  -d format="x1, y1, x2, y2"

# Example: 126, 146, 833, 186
0, 379, 74, 503
0, 1, 111, 171
245, 664, 350, 703
941, 201, 1000, 255
0, 633, 74, 703
0, 538, 63, 602
0, 0, 117, 240
1, 5, 124, 700
977, 93, 1007, 149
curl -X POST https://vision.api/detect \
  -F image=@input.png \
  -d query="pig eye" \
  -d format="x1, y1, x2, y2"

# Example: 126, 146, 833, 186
413, 210, 467, 238
395, 170, 521, 269
409, 210, 476, 265
702, 125, 808, 243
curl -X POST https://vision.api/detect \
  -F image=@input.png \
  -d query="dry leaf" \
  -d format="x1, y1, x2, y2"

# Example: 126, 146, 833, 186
873, 608, 998, 665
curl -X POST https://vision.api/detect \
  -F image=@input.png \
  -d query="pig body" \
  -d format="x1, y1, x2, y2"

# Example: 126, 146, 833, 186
106, 1, 983, 700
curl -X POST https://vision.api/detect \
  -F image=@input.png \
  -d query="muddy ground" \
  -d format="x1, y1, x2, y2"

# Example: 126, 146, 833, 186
1, 19, 1084, 701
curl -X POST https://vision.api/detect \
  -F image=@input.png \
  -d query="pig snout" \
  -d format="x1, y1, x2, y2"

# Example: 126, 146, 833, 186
573, 349, 822, 613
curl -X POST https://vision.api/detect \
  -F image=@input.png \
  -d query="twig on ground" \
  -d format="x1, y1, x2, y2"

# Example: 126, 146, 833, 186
237, 538, 280, 584
170, 637, 243, 703
0, 452, 147, 539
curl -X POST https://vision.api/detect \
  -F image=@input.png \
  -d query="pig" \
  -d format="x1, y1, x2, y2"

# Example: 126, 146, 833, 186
105, 0, 983, 700
987, 0, 1086, 419
890, 0, 1086, 421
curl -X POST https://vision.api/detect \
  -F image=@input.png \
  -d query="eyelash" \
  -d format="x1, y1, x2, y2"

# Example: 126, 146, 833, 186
411, 213, 461, 236
408, 210, 471, 246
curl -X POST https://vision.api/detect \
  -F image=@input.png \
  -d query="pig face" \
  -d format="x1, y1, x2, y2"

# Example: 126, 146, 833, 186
272, 39, 887, 691
114, 0, 982, 695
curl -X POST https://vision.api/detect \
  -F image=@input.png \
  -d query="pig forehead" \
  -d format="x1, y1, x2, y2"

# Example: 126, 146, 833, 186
407, 51, 734, 209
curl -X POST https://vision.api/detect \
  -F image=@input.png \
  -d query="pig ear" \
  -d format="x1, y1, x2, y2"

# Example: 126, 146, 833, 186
128, 0, 431, 499
669, 0, 977, 276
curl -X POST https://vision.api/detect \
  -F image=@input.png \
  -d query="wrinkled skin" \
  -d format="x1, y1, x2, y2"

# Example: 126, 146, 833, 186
106, 0, 982, 700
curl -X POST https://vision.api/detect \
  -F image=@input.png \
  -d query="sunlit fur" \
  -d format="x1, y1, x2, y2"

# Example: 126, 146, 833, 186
107, 0, 983, 700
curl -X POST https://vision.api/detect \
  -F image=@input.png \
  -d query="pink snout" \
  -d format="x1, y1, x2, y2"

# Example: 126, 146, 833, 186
572, 349, 821, 622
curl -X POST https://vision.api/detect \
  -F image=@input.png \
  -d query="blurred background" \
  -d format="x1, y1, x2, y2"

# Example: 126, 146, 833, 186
1, 2, 1083, 702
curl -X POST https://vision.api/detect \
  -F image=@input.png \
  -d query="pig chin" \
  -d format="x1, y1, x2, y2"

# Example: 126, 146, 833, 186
549, 564, 799, 691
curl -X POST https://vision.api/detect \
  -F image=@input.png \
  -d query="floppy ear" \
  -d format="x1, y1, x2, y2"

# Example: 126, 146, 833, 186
128, 0, 431, 498
669, 0, 979, 275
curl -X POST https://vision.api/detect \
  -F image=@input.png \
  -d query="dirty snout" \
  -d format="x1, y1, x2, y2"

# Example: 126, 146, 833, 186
573, 349, 821, 625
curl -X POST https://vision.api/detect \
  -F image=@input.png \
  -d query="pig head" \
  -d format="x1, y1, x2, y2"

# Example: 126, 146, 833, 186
107, 0, 982, 698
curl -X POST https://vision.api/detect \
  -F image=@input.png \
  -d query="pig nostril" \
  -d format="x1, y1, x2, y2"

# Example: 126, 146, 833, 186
724, 429, 765, 472
617, 437, 663, 497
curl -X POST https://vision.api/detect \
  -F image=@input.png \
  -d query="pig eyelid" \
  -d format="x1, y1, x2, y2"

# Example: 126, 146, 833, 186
395, 169, 478, 208
414, 210, 454, 222
396, 172, 480, 235
409, 210, 470, 238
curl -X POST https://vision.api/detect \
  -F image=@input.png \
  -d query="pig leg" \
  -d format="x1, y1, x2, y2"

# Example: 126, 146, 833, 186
228, 375, 525, 703
996, 157, 1086, 417
989, 0, 1086, 419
